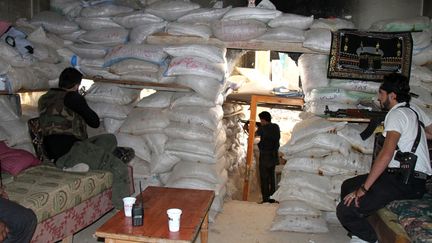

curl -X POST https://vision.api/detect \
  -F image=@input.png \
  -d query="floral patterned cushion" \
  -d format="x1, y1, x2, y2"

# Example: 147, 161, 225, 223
386, 194, 432, 243
5, 165, 113, 223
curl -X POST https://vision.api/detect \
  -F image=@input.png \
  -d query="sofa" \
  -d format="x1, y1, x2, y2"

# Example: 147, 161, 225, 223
5, 164, 114, 243
368, 190, 432, 243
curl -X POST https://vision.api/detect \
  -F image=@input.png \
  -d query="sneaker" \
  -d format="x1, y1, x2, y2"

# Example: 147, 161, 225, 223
350, 236, 377, 243
113, 147, 135, 164
63, 163, 89, 173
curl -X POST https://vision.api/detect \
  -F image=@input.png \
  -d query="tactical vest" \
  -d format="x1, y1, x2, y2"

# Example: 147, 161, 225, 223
38, 89, 88, 140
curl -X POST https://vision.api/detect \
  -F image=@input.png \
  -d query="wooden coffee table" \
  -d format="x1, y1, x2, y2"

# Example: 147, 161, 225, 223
95, 186, 215, 243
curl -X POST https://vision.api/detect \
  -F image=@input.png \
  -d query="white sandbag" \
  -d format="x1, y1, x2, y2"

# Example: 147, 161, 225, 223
143, 132, 167, 155
150, 152, 180, 174
9, 67, 48, 90
412, 29, 432, 55
170, 92, 220, 108
167, 149, 224, 164
0, 58, 11, 75
60, 30, 87, 42
222, 7, 281, 23
164, 44, 226, 63
50, 0, 82, 18
168, 105, 223, 130
305, 87, 360, 104
283, 156, 321, 174
78, 27, 129, 46
280, 133, 351, 157
369, 16, 430, 32
288, 116, 347, 145
167, 22, 212, 39
79, 58, 105, 68
411, 65, 432, 83
164, 121, 219, 142
304, 101, 357, 115
129, 22, 168, 44
109, 59, 160, 75
257, 27, 305, 42
298, 54, 329, 94
303, 28, 332, 52
212, 19, 267, 41
283, 148, 332, 160
31, 43, 62, 64
0, 96, 20, 122
113, 11, 165, 28
277, 200, 322, 216
12, 142, 35, 155
337, 124, 374, 154
166, 56, 226, 80
85, 83, 139, 105
166, 139, 220, 157
272, 185, 336, 211
145, 0, 201, 21
329, 174, 352, 196
119, 107, 169, 134
31, 11, 79, 34
330, 79, 381, 93
319, 151, 371, 176
30, 62, 63, 81
167, 161, 224, 184
281, 170, 331, 195
88, 101, 132, 119
412, 45, 432, 66
80, 3, 134, 17
129, 157, 151, 179
411, 85, 432, 106
104, 44, 167, 67
120, 70, 161, 83
177, 7, 231, 23
74, 17, 122, 30
175, 75, 223, 102
136, 91, 173, 108
0, 118, 31, 146
68, 43, 109, 59
79, 66, 121, 80
268, 13, 314, 30
166, 177, 216, 191
115, 133, 151, 161
27, 27, 64, 50
310, 18, 355, 31
103, 117, 124, 133
0, 43, 33, 68
270, 215, 329, 233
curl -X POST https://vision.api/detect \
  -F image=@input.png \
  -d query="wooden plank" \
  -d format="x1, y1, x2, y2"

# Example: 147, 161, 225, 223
367, 208, 411, 243
89, 77, 191, 92
226, 93, 304, 109
146, 33, 321, 53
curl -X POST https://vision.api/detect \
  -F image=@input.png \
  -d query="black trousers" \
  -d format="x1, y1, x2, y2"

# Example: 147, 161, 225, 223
0, 197, 37, 243
259, 151, 278, 202
336, 172, 426, 242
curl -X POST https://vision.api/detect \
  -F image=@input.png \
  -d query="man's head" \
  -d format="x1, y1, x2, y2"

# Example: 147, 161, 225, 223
59, 67, 83, 90
259, 111, 272, 125
378, 73, 410, 110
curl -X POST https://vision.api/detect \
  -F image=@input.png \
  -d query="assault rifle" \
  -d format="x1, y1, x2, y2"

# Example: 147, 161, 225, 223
324, 106, 387, 140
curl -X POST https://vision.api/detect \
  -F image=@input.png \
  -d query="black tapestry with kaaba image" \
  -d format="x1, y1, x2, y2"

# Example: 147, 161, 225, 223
328, 29, 413, 82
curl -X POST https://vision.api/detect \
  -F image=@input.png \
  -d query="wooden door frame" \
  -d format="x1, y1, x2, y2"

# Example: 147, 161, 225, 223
242, 95, 304, 201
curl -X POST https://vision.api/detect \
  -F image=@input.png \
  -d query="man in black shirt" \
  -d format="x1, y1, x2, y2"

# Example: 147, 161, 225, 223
38, 67, 130, 209
256, 111, 280, 203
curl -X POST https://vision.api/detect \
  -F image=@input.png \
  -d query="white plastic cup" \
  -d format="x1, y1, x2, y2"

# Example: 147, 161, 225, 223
122, 197, 136, 217
167, 208, 182, 232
